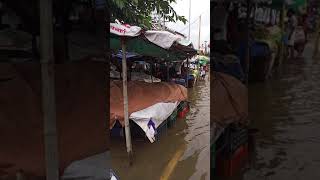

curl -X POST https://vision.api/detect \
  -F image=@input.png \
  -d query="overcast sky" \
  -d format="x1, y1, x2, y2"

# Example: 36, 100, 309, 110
166, 0, 210, 50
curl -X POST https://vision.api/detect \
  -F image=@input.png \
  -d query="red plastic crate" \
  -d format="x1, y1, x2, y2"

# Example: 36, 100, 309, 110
178, 106, 189, 118
216, 143, 249, 177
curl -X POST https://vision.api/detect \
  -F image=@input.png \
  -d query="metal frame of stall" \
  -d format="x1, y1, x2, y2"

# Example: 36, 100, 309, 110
112, 30, 196, 165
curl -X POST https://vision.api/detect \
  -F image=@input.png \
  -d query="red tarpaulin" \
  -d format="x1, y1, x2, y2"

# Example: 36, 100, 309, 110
110, 80, 188, 129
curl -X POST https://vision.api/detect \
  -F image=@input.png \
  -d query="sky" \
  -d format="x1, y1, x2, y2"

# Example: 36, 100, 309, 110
166, 0, 210, 50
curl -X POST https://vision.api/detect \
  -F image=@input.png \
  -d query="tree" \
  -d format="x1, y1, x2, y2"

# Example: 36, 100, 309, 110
108, 0, 187, 28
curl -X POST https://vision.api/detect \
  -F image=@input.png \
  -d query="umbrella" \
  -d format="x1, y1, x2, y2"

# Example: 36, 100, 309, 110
197, 55, 210, 65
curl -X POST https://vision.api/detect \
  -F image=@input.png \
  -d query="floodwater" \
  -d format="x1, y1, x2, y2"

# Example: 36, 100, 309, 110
230, 41, 320, 180
111, 77, 210, 180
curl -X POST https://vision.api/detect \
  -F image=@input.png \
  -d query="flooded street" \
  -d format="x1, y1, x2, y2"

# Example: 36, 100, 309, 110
111, 78, 210, 180
232, 41, 320, 179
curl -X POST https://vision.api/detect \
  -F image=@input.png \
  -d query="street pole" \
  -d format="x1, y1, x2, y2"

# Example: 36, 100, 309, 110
40, 0, 59, 180
121, 38, 133, 165
188, 0, 191, 40
198, 15, 201, 50
204, 41, 207, 55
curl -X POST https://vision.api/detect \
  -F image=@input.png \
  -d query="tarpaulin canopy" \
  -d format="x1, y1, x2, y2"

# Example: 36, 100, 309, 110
110, 22, 197, 61
212, 71, 249, 125
211, 0, 306, 10
110, 80, 188, 129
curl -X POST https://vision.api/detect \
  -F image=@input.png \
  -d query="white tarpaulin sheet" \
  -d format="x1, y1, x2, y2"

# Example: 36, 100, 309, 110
131, 72, 161, 83
144, 31, 181, 49
110, 23, 141, 37
130, 102, 179, 142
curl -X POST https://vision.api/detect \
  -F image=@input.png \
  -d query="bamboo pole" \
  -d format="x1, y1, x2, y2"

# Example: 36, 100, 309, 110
40, 0, 59, 180
121, 37, 133, 165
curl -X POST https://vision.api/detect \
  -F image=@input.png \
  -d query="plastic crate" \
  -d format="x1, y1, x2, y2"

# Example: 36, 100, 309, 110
228, 126, 248, 155
216, 143, 249, 177
155, 119, 168, 140
177, 102, 185, 112
129, 120, 146, 139
167, 109, 178, 127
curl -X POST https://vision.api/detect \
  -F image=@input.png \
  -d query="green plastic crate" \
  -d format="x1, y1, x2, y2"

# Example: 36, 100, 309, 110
177, 101, 188, 112
168, 108, 178, 127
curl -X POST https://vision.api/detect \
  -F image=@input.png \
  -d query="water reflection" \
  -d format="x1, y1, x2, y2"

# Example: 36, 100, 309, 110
230, 43, 320, 180
111, 78, 210, 180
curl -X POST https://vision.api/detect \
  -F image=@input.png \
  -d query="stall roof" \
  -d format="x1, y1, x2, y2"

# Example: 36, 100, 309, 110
211, 0, 306, 10
110, 23, 197, 62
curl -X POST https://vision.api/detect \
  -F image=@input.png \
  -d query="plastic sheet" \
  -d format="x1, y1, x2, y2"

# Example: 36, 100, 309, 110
130, 102, 179, 142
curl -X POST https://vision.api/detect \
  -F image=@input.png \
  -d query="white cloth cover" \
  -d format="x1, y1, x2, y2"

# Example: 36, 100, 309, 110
62, 151, 111, 180
130, 102, 179, 143
110, 23, 141, 37
131, 72, 161, 83
144, 31, 181, 49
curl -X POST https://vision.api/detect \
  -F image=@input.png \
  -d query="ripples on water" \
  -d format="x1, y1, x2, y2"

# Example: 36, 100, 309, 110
183, 79, 210, 180
238, 43, 320, 180
111, 78, 210, 180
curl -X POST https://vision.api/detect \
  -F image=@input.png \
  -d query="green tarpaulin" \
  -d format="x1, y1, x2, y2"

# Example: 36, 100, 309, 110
110, 34, 196, 62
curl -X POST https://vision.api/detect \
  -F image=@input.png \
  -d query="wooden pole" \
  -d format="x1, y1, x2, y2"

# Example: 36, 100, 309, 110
39, 0, 59, 180
121, 37, 133, 165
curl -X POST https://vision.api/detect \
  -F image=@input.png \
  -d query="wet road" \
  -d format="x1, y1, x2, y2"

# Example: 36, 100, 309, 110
111, 77, 210, 180
232, 41, 320, 179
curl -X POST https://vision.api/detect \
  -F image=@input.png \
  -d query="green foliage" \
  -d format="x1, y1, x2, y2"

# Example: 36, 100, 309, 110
108, 0, 187, 28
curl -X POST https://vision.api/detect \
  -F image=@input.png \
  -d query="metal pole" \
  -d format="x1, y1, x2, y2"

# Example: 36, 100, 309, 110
40, 0, 59, 180
121, 37, 133, 165
198, 15, 201, 50
188, 0, 191, 40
